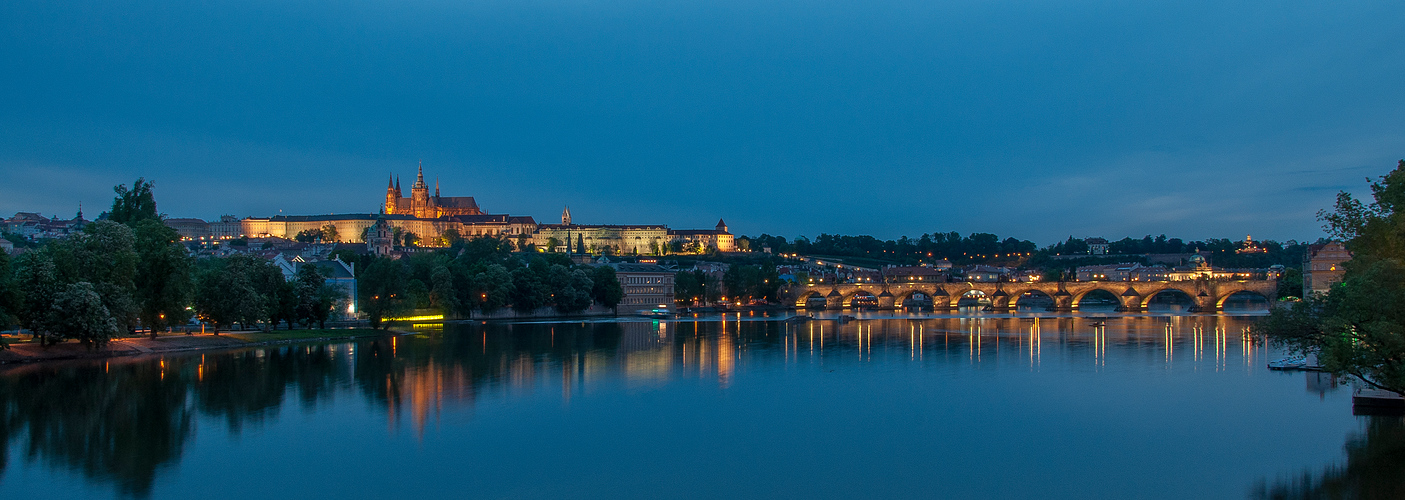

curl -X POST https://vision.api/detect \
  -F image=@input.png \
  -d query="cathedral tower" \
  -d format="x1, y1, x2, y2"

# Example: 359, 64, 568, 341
411, 161, 430, 218
385, 174, 398, 214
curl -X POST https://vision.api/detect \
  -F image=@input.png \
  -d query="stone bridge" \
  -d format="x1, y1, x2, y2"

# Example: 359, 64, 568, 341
783, 279, 1278, 312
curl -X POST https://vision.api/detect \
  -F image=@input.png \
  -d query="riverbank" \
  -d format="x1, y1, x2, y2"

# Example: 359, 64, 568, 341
0, 328, 392, 365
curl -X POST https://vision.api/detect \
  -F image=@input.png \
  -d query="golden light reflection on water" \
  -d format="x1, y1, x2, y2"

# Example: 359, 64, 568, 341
349, 314, 1271, 438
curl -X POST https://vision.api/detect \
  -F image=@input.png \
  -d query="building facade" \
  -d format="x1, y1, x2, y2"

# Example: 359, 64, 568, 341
610, 263, 676, 313
1304, 241, 1351, 296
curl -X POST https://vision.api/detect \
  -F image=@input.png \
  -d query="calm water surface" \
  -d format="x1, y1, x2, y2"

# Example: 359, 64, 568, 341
1, 309, 1398, 499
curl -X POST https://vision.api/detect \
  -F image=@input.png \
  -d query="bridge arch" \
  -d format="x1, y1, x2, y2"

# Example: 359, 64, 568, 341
1010, 289, 1056, 309
795, 290, 826, 308
955, 289, 988, 308
1141, 287, 1195, 310
1217, 289, 1271, 310
845, 289, 880, 308
1072, 286, 1121, 309
895, 289, 935, 308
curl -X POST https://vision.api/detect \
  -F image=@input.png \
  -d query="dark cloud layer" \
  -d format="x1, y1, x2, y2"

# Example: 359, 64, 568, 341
3, 0, 1402, 244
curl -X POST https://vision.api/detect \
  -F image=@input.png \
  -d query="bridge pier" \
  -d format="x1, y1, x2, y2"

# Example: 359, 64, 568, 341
1191, 292, 1219, 313
878, 291, 896, 309
1117, 288, 1144, 312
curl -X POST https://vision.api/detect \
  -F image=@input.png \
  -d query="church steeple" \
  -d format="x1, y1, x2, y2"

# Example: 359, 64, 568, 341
435, 178, 440, 198
395, 176, 402, 196
413, 161, 426, 189
562, 206, 572, 225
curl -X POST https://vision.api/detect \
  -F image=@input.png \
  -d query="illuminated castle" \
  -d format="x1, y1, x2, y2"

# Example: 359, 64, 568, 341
384, 162, 483, 218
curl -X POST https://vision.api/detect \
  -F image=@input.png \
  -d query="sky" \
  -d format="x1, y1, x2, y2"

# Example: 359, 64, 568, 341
2, 0, 1403, 246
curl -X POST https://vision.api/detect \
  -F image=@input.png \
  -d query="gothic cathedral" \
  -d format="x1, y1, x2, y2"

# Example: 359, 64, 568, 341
383, 162, 484, 218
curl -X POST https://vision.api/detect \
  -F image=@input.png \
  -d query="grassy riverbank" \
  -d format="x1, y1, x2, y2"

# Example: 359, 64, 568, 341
0, 328, 393, 364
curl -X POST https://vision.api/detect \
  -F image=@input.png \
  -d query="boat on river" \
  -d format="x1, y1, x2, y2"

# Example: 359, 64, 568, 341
1267, 355, 1325, 371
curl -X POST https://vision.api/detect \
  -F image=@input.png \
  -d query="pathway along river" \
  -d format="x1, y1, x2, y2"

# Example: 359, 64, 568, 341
0, 308, 1400, 499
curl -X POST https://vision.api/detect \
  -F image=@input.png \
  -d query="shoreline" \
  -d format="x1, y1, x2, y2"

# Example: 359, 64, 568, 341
0, 328, 400, 366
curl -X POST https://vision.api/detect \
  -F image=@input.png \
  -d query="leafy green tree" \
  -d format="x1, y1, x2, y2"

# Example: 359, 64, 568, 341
429, 265, 458, 313
441, 228, 463, 248
52, 282, 120, 348
320, 224, 339, 243
723, 264, 781, 303
294, 229, 322, 243
193, 258, 263, 332
293, 265, 327, 327
108, 178, 160, 226
675, 270, 702, 306
0, 251, 19, 330
14, 251, 60, 343
133, 219, 192, 337
51, 220, 139, 333
547, 265, 593, 314
1256, 160, 1405, 395
510, 266, 550, 312
472, 264, 514, 313
403, 232, 420, 248
590, 266, 624, 308
1276, 267, 1303, 300
358, 258, 409, 329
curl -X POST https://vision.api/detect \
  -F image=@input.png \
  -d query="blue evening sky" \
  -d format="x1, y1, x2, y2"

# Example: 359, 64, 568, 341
2, 0, 1402, 245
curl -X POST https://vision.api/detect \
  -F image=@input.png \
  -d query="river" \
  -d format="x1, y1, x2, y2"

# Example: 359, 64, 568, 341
0, 309, 1398, 499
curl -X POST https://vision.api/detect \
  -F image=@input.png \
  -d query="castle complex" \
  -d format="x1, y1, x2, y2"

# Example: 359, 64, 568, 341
176, 163, 736, 255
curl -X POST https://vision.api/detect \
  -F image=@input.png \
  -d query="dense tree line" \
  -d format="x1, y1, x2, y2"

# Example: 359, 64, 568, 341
747, 230, 1310, 271
0, 178, 199, 347
748, 232, 1039, 265
354, 237, 624, 328
0, 179, 341, 346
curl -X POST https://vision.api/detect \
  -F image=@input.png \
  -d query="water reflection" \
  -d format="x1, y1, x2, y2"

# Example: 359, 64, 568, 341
0, 314, 1387, 498
1252, 416, 1405, 499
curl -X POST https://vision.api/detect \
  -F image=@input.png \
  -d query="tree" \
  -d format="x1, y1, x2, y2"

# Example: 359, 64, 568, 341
52, 220, 139, 334
294, 229, 322, 243
402, 232, 420, 248
1255, 160, 1405, 395
428, 265, 458, 313
193, 257, 263, 332
52, 282, 120, 348
14, 251, 60, 344
441, 228, 463, 248
108, 178, 160, 226
358, 258, 408, 329
472, 264, 514, 313
320, 224, 339, 243
293, 264, 327, 327
133, 219, 192, 337
510, 266, 550, 312
547, 265, 594, 314
0, 250, 19, 330
590, 266, 624, 308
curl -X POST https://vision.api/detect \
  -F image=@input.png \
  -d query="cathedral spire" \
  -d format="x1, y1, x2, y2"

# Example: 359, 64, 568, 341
562, 206, 572, 225
414, 160, 426, 189
435, 178, 440, 198
396, 176, 401, 195
388, 174, 394, 189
